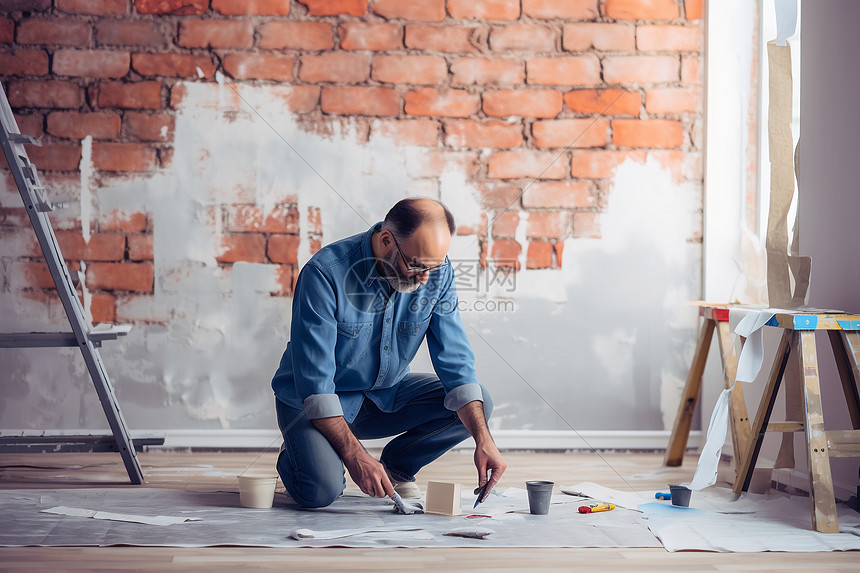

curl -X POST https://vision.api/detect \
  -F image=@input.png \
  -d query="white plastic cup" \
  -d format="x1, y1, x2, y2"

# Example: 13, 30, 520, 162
238, 474, 278, 509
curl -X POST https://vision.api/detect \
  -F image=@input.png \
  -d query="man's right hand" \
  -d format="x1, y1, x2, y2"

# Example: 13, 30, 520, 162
311, 415, 395, 499
343, 449, 396, 499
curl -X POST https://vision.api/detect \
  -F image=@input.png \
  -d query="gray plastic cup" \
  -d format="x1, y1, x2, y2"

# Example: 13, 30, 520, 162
669, 484, 692, 507
526, 480, 554, 515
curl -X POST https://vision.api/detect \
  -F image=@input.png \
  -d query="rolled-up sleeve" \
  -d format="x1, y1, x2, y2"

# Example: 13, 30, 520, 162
426, 268, 483, 411
290, 264, 343, 419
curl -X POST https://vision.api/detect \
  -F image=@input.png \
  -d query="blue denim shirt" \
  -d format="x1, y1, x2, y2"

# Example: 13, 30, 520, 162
271, 222, 483, 423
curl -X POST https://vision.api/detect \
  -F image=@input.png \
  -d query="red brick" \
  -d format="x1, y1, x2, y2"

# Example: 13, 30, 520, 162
527, 211, 569, 238
490, 210, 519, 237
95, 20, 164, 47
25, 143, 81, 171
533, 118, 610, 148
16, 113, 44, 138
17, 19, 91, 46
483, 89, 562, 119
17, 261, 57, 290
323, 86, 400, 117
53, 49, 129, 78
451, 57, 523, 86
373, 0, 444, 21
526, 56, 600, 86
370, 119, 439, 146
490, 239, 521, 269
0, 18, 12, 43
563, 23, 635, 51
224, 54, 294, 81
570, 149, 646, 178
217, 234, 266, 264
132, 53, 215, 78
8, 80, 81, 108
58, 0, 127, 14
405, 24, 480, 53
127, 233, 153, 260
0, 49, 48, 76
299, 53, 369, 83
372, 55, 447, 85
449, 0, 520, 20
304, 207, 321, 235
339, 22, 401, 51
298, 0, 363, 16
554, 240, 564, 267
167, 82, 235, 110
213, 0, 290, 14
225, 204, 299, 234
444, 119, 522, 149
612, 119, 683, 148
602, 0, 679, 20
681, 54, 700, 84
47, 111, 121, 140
271, 264, 295, 296
134, 0, 207, 15
572, 211, 600, 238
267, 234, 299, 264
488, 150, 567, 179
603, 55, 678, 84
685, 0, 703, 20
523, 0, 599, 19
260, 21, 333, 50
100, 210, 148, 232
479, 183, 525, 209
522, 180, 595, 209
124, 111, 174, 141
92, 142, 157, 172
489, 24, 556, 52
93, 81, 162, 109
526, 239, 553, 269
405, 88, 480, 119
564, 88, 641, 115
86, 262, 154, 292
637, 25, 701, 52
645, 86, 699, 113
55, 230, 126, 261
269, 85, 320, 113
178, 19, 254, 49
90, 293, 116, 324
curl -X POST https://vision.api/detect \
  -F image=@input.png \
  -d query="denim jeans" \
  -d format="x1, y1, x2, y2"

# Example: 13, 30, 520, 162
275, 373, 493, 508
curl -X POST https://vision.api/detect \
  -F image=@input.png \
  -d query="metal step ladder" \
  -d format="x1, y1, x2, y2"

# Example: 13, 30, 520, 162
0, 82, 158, 484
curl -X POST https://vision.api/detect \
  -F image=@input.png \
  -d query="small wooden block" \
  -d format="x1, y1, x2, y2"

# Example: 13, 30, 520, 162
424, 481, 461, 516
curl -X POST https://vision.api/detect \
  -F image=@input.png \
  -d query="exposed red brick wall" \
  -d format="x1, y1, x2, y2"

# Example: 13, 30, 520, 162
0, 0, 703, 322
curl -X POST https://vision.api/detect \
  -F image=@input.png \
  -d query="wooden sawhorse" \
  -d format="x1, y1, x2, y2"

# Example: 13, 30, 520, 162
665, 305, 751, 467
733, 311, 860, 533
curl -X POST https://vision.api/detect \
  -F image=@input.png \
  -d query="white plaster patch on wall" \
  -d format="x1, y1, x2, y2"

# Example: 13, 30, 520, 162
592, 328, 637, 384
79, 135, 93, 243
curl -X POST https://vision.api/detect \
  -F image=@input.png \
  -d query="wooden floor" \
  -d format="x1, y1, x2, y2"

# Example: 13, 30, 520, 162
0, 449, 857, 572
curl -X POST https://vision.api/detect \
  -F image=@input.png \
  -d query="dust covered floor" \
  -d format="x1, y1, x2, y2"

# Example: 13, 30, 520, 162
0, 450, 858, 571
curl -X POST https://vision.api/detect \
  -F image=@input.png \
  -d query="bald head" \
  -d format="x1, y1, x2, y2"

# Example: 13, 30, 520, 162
382, 198, 455, 240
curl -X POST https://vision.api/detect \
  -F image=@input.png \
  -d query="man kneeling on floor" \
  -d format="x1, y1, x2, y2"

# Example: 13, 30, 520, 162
271, 198, 507, 508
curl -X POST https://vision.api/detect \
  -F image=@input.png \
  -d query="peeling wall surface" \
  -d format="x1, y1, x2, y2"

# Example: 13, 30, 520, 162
0, 1, 704, 435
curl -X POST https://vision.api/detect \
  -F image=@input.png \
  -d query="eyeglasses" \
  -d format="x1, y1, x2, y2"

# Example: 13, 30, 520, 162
390, 234, 450, 274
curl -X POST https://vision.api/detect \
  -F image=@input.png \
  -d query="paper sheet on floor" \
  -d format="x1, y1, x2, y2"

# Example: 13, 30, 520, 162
41, 506, 202, 526
0, 487, 661, 549
641, 487, 860, 552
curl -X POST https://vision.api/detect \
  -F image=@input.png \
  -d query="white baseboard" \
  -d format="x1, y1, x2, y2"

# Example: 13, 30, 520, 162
149, 429, 703, 452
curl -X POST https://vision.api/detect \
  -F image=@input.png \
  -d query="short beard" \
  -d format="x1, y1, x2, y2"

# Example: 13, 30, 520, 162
379, 247, 421, 293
